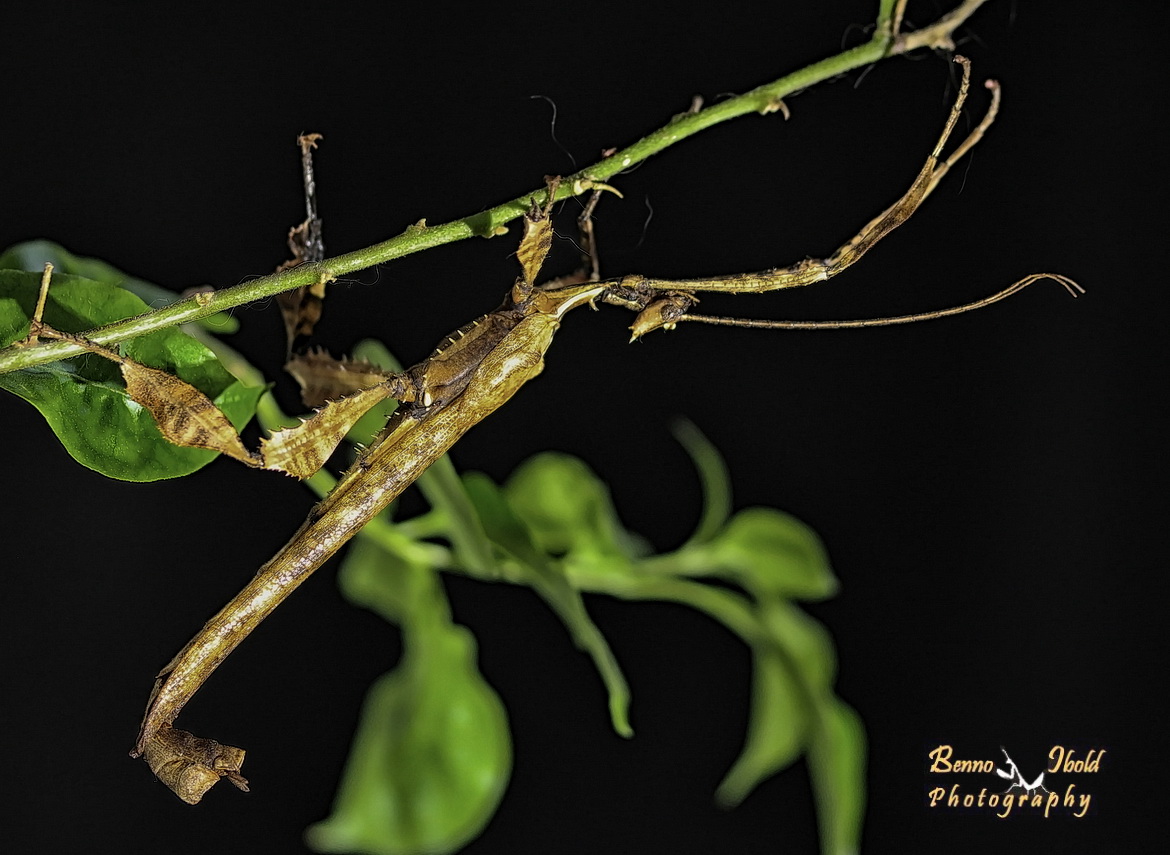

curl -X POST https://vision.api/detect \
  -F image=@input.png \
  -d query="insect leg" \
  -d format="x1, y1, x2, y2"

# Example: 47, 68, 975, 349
609, 57, 998, 335
285, 349, 417, 409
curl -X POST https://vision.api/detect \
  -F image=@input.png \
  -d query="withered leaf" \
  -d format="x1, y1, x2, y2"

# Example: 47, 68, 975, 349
259, 384, 393, 479
119, 358, 260, 467
275, 133, 327, 350
113, 344, 391, 479
517, 213, 554, 289
276, 275, 328, 352
516, 176, 559, 289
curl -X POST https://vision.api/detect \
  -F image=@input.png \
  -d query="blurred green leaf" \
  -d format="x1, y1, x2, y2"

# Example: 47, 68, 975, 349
310, 538, 511, 855
464, 471, 633, 737
705, 508, 837, 601
672, 418, 731, 546
415, 457, 498, 578
461, 471, 546, 569
807, 699, 866, 855
716, 643, 808, 806
0, 270, 262, 480
0, 240, 238, 332
335, 535, 437, 626
759, 599, 838, 697
714, 596, 845, 806
504, 452, 644, 562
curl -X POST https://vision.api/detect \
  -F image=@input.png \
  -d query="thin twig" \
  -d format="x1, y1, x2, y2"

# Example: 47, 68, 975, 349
0, 0, 988, 376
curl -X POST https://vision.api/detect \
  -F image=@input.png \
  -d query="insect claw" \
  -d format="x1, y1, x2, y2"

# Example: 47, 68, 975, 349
760, 97, 790, 119
571, 178, 623, 199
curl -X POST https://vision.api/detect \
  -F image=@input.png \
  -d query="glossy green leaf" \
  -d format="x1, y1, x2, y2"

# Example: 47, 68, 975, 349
0, 240, 237, 332
0, 270, 262, 481
464, 471, 633, 737
807, 699, 866, 855
311, 539, 511, 855
705, 508, 838, 600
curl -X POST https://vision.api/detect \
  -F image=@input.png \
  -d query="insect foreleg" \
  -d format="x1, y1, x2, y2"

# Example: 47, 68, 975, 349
574, 186, 605, 283
605, 57, 997, 337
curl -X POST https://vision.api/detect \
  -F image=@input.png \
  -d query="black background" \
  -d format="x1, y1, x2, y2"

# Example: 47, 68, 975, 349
2, 2, 1161, 853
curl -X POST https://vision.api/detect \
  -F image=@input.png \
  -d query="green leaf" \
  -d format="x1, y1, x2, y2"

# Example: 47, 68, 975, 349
716, 642, 808, 806
807, 699, 866, 855
307, 633, 511, 855
463, 471, 633, 737
672, 418, 732, 546
415, 457, 499, 578
0, 240, 237, 332
503, 452, 644, 561
705, 508, 838, 600
0, 270, 262, 481
311, 539, 511, 855
335, 536, 439, 626
461, 471, 547, 570
759, 598, 838, 696
715, 598, 841, 806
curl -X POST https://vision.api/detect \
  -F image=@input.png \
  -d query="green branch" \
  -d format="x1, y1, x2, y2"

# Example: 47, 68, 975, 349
0, 0, 987, 377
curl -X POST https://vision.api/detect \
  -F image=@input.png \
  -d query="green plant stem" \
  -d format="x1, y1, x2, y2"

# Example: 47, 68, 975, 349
0, 0, 988, 377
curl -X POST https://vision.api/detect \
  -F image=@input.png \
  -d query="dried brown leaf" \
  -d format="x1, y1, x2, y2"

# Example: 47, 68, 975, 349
119, 360, 259, 467
274, 134, 328, 349
517, 214, 554, 288
275, 275, 329, 350
516, 177, 559, 288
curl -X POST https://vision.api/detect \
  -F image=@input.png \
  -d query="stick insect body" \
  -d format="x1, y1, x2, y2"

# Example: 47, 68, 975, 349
132, 268, 608, 800
125, 58, 1077, 801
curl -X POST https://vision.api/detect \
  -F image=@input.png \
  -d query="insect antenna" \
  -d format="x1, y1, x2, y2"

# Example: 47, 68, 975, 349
672, 273, 1082, 331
